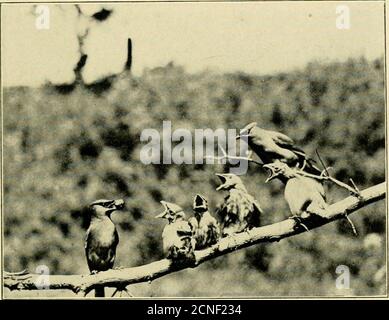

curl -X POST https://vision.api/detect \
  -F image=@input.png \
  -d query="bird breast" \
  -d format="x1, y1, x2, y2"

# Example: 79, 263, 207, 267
161, 221, 191, 253
89, 219, 117, 247
284, 177, 326, 215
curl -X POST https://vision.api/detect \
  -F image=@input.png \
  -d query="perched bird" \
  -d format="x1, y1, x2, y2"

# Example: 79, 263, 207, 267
189, 194, 220, 250
85, 198, 125, 297
264, 162, 360, 234
215, 173, 262, 236
156, 201, 195, 264
263, 162, 327, 222
237, 122, 320, 176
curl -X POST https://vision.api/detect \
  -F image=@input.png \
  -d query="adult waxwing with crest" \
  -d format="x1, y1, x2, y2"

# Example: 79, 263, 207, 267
85, 198, 125, 297
215, 173, 262, 236
263, 162, 327, 230
237, 122, 321, 178
155, 201, 195, 263
189, 194, 220, 250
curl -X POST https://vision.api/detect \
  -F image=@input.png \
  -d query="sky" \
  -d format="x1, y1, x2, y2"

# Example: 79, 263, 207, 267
1, 1, 385, 87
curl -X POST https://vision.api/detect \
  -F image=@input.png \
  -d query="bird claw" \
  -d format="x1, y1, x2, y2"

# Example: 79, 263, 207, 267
113, 266, 125, 270
112, 286, 134, 298
288, 215, 310, 232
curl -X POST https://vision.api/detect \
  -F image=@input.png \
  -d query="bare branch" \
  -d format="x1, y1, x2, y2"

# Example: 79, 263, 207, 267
204, 146, 263, 166
4, 182, 385, 296
297, 170, 362, 197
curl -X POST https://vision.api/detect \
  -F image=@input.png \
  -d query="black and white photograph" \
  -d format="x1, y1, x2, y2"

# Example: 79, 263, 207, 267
1, 0, 387, 299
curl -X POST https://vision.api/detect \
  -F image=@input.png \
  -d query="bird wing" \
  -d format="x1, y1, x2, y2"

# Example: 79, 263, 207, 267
216, 194, 241, 235
84, 228, 91, 250
308, 178, 328, 206
218, 189, 262, 232
216, 195, 239, 221
175, 220, 194, 237
202, 214, 221, 245
268, 130, 295, 147
268, 130, 313, 157
244, 193, 262, 228
269, 130, 322, 174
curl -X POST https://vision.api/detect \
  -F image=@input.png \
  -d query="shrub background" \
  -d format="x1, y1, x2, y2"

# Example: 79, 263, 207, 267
3, 56, 386, 297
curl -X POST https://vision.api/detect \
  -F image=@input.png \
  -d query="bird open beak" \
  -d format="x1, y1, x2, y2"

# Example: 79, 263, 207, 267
155, 211, 168, 219
155, 201, 169, 219
193, 194, 207, 210
263, 164, 277, 183
216, 174, 228, 190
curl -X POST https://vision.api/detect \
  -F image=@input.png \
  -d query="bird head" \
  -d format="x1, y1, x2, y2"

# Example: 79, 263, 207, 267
155, 201, 185, 223
263, 162, 295, 182
236, 122, 257, 140
216, 173, 245, 191
89, 199, 125, 218
193, 194, 208, 213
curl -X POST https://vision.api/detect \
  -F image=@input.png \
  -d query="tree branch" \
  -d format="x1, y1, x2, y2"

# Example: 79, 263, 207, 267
4, 182, 386, 296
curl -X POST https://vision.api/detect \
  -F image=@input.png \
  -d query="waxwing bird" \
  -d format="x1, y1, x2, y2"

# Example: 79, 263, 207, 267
263, 162, 359, 234
189, 194, 220, 250
263, 162, 327, 229
85, 198, 125, 297
215, 173, 262, 236
156, 201, 195, 264
237, 122, 321, 176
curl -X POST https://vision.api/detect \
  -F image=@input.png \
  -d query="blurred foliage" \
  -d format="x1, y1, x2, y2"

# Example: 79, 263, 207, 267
3, 56, 386, 296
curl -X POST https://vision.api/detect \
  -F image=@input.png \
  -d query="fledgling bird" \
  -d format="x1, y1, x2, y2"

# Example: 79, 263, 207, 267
85, 198, 125, 297
155, 201, 195, 264
237, 122, 321, 176
215, 173, 262, 236
189, 194, 220, 250
263, 162, 327, 221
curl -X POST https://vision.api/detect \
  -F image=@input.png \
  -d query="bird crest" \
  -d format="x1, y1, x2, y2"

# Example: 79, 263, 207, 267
215, 173, 246, 192
237, 122, 257, 139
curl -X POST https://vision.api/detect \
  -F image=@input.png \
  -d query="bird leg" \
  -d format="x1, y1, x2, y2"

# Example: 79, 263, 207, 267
289, 215, 310, 232
112, 285, 134, 297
